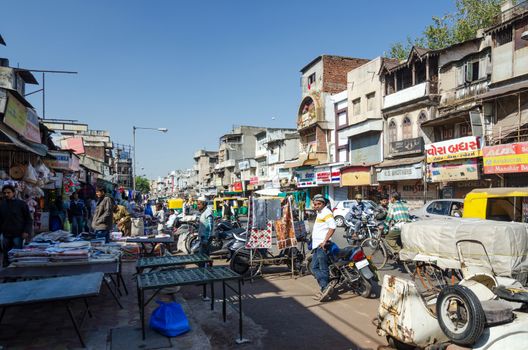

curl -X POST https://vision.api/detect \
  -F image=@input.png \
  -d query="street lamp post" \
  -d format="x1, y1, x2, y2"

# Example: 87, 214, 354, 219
133, 126, 168, 192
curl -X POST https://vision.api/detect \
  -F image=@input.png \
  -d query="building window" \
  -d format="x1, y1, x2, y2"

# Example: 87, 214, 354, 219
402, 117, 412, 139
459, 123, 472, 137
494, 27, 513, 46
307, 73, 316, 90
337, 111, 347, 127
418, 111, 428, 125
388, 120, 397, 143
465, 61, 480, 82
352, 98, 361, 116
366, 92, 375, 111
442, 126, 455, 140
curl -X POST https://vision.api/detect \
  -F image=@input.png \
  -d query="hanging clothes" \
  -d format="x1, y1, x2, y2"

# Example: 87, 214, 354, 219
275, 199, 297, 250
265, 199, 282, 221
246, 221, 273, 249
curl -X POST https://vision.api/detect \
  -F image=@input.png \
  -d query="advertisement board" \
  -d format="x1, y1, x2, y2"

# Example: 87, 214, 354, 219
425, 136, 481, 163
427, 158, 479, 182
483, 142, 528, 174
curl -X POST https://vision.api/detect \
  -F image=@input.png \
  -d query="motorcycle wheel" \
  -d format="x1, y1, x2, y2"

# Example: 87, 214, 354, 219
361, 238, 388, 270
356, 276, 372, 298
185, 234, 200, 254
229, 248, 264, 278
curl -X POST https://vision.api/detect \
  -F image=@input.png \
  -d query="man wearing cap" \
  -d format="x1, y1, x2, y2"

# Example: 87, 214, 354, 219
197, 197, 213, 256
311, 194, 336, 301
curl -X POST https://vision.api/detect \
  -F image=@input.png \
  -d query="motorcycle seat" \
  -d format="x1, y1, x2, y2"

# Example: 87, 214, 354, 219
334, 246, 357, 259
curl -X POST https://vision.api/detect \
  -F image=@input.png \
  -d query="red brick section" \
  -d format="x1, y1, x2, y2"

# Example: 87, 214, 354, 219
84, 146, 106, 161
322, 56, 369, 94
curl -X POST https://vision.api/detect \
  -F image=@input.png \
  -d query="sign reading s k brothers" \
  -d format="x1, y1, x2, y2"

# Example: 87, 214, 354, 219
425, 136, 481, 163
483, 141, 528, 174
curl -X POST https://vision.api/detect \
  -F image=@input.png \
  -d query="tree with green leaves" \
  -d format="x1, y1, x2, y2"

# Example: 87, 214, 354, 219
388, 0, 503, 60
135, 176, 151, 194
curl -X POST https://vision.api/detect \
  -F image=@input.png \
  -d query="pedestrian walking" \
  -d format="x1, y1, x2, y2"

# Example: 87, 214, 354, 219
92, 187, 114, 243
310, 194, 336, 302
0, 185, 32, 267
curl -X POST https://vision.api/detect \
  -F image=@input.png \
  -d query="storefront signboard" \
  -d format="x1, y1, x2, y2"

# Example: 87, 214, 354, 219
45, 151, 71, 170
232, 182, 243, 192
340, 167, 371, 186
4, 92, 26, 136
315, 166, 341, 185
482, 141, 528, 174
376, 163, 422, 182
390, 137, 424, 156
427, 158, 479, 182
425, 136, 481, 163
294, 168, 317, 187
249, 176, 259, 185
24, 108, 41, 143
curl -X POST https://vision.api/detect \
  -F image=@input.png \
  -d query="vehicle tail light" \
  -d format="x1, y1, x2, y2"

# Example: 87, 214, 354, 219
332, 207, 337, 212
352, 250, 366, 262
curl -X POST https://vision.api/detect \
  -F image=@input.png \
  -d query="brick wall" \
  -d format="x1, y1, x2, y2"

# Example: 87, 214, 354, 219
323, 56, 370, 94
85, 146, 105, 161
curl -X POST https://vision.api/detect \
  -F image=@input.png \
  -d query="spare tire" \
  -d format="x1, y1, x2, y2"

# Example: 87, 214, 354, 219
436, 285, 485, 346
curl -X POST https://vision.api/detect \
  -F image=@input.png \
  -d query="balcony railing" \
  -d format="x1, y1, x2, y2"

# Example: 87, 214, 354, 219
492, 0, 528, 26
383, 81, 436, 110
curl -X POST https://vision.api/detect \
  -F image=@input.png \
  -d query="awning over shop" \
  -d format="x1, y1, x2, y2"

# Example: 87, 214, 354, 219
421, 114, 467, 128
376, 155, 424, 168
477, 81, 528, 100
0, 123, 47, 156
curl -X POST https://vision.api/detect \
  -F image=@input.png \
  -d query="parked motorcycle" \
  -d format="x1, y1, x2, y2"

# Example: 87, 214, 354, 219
187, 220, 245, 257
343, 212, 380, 245
323, 242, 377, 300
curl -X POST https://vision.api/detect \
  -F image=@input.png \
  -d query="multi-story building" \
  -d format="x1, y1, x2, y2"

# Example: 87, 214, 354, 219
193, 149, 218, 193
253, 128, 299, 190
478, 0, 528, 187
292, 55, 369, 205
378, 47, 441, 207
214, 125, 265, 192
113, 144, 133, 189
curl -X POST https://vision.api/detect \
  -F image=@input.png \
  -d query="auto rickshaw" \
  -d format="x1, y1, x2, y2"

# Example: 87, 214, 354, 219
463, 187, 528, 223
213, 197, 248, 218
167, 197, 184, 214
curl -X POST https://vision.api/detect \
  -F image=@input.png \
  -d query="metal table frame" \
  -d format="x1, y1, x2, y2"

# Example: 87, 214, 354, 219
136, 266, 246, 343
0, 272, 104, 348
136, 253, 212, 274
0, 262, 126, 309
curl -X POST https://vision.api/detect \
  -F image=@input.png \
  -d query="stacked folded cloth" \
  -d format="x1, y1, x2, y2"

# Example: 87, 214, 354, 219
47, 241, 91, 262
32, 230, 74, 243
8, 247, 51, 264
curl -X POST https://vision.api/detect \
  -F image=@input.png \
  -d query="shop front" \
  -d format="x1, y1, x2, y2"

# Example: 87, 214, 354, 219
425, 136, 483, 199
340, 166, 378, 200
483, 141, 528, 187
375, 158, 435, 208
314, 164, 343, 206
293, 167, 320, 208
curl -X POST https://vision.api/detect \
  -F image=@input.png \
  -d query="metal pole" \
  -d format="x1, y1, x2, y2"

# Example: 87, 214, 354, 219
42, 73, 45, 119
133, 126, 136, 192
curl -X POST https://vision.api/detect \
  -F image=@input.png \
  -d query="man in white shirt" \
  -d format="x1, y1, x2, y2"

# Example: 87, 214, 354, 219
311, 194, 336, 301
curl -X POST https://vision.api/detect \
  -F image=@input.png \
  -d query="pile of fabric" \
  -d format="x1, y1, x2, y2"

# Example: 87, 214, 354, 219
32, 230, 73, 242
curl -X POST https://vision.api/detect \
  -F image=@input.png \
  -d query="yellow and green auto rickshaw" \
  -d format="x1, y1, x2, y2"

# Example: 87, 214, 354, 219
463, 187, 528, 223
167, 197, 184, 213
213, 197, 248, 218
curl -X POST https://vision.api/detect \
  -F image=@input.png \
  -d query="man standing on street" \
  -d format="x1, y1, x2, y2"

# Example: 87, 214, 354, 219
92, 187, 114, 243
0, 185, 32, 266
197, 196, 213, 256
384, 192, 410, 255
311, 194, 336, 302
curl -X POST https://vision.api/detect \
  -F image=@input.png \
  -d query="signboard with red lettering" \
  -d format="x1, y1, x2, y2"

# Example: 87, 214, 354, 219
315, 166, 341, 185
249, 176, 259, 185
233, 182, 243, 192
425, 136, 481, 163
483, 141, 528, 174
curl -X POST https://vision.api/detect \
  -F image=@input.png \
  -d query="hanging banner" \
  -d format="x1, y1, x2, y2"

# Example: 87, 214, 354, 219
483, 141, 528, 174
425, 136, 481, 163
427, 158, 479, 182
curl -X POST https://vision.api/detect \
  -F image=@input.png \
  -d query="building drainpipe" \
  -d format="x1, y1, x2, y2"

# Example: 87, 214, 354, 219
423, 162, 427, 204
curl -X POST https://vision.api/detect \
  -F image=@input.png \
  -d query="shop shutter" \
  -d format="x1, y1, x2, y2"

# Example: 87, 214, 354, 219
334, 186, 349, 202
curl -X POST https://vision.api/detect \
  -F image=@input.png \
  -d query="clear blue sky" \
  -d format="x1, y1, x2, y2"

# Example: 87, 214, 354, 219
2, 0, 454, 179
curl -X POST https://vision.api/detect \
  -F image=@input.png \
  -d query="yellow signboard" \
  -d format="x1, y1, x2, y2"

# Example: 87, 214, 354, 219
341, 171, 371, 186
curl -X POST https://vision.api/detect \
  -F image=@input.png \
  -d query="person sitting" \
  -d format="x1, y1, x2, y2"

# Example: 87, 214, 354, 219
113, 204, 132, 236
451, 204, 463, 217
383, 192, 410, 255
345, 193, 368, 237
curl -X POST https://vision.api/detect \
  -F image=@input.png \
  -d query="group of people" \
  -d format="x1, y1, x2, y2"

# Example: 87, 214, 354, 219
310, 192, 410, 302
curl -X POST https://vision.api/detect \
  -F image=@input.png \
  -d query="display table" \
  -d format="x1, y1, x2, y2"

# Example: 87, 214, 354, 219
126, 237, 175, 257
136, 253, 212, 274
136, 266, 245, 342
0, 272, 104, 348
